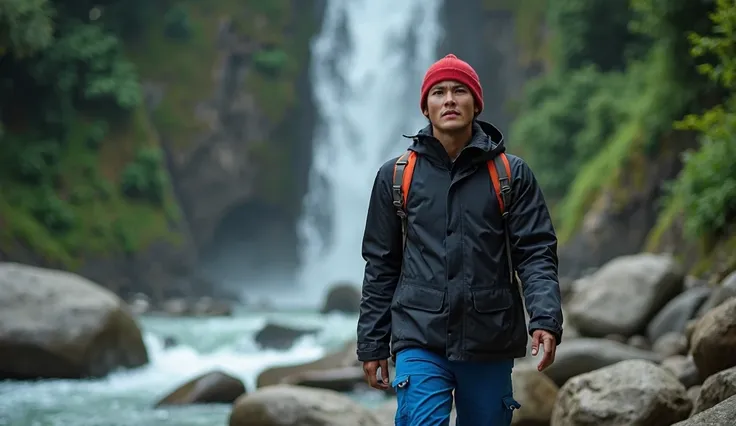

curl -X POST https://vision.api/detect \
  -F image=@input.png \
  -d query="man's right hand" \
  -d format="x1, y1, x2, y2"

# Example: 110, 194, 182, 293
362, 359, 390, 390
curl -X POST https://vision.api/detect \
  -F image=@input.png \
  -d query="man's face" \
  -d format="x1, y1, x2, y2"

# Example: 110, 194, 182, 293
423, 80, 477, 132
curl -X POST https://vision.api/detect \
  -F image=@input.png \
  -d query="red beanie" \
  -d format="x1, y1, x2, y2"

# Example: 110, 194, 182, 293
420, 54, 483, 114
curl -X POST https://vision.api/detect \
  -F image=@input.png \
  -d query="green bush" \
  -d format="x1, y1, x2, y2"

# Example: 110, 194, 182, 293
28, 22, 141, 111
510, 66, 630, 199
163, 6, 192, 41
30, 189, 75, 233
120, 147, 167, 204
86, 120, 108, 149
12, 139, 61, 184
252, 49, 289, 76
662, 0, 736, 239
669, 126, 736, 237
549, 0, 644, 71
666, 0, 736, 238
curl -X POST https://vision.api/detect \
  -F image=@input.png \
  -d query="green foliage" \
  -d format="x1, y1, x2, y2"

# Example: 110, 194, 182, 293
509, 0, 712, 245
120, 147, 167, 205
0, 0, 55, 57
664, 0, 736, 239
0, 0, 179, 266
629, 0, 716, 83
511, 66, 630, 199
244, 0, 290, 22
163, 5, 192, 41
548, 0, 644, 71
252, 48, 289, 76
29, 188, 76, 233
10, 138, 62, 184
28, 21, 141, 111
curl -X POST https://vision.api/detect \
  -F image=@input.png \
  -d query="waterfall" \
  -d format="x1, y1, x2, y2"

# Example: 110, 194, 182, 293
295, 0, 444, 307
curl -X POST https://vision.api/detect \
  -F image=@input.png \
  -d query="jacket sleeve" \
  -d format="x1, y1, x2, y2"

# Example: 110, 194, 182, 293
356, 161, 403, 361
507, 157, 564, 344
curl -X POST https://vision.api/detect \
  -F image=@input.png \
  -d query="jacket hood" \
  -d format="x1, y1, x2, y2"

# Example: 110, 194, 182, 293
403, 120, 506, 162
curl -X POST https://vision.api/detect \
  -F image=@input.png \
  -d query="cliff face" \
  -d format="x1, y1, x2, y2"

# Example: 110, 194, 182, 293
127, 1, 325, 294
557, 130, 699, 279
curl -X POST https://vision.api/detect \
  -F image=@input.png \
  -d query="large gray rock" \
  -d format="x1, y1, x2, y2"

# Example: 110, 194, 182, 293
567, 254, 684, 337
672, 394, 736, 426
661, 355, 702, 388
228, 384, 383, 426
697, 271, 736, 317
0, 262, 149, 379
551, 360, 692, 426
647, 286, 711, 342
541, 338, 663, 387
511, 364, 559, 425
692, 366, 736, 415
690, 297, 736, 379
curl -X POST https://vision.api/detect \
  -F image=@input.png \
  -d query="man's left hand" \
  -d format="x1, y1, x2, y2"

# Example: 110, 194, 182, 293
531, 330, 557, 372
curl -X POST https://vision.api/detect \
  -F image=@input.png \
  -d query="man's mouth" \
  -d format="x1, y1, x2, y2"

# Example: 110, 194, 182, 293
442, 111, 459, 117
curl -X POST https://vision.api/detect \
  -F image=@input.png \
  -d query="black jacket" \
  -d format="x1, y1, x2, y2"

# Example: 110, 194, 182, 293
356, 120, 563, 362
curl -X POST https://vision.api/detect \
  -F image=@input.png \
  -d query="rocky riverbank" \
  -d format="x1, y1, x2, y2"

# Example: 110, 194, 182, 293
1, 255, 734, 425
197, 253, 735, 426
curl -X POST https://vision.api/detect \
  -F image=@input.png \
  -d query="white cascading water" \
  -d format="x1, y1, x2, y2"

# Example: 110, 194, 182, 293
296, 0, 444, 306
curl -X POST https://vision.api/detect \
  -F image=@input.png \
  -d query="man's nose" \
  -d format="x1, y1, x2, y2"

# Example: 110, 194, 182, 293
443, 92, 456, 105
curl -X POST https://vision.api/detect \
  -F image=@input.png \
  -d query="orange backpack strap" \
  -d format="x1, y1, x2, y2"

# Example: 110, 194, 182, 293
487, 153, 513, 216
392, 150, 417, 248
487, 153, 516, 284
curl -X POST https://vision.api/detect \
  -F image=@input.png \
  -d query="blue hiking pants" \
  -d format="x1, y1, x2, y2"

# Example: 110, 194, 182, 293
392, 348, 521, 426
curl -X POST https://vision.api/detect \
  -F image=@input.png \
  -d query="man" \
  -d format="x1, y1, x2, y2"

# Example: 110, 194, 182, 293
356, 54, 563, 425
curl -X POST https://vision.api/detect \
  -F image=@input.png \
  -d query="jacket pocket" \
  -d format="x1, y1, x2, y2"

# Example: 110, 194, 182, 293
466, 288, 515, 352
472, 288, 512, 313
393, 282, 447, 345
397, 283, 445, 312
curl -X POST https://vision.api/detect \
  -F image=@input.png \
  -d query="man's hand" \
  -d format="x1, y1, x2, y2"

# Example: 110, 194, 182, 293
531, 330, 557, 372
363, 359, 390, 390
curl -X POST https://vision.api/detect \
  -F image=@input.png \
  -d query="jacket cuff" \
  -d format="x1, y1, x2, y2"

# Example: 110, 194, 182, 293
357, 342, 391, 362
529, 317, 563, 345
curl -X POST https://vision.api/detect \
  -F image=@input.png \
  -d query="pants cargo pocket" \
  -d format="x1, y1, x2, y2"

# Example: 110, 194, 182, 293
392, 374, 411, 425
502, 395, 521, 425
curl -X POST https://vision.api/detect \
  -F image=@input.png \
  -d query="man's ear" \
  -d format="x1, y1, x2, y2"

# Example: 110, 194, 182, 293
422, 109, 429, 118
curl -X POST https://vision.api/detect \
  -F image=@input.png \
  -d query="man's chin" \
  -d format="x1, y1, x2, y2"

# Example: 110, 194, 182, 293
435, 120, 471, 132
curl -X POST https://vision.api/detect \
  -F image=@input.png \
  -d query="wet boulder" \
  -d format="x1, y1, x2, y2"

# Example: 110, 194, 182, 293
155, 370, 246, 407
551, 359, 692, 426
567, 254, 684, 337
254, 322, 319, 350
541, 338, 663, 387
257, 341, 358, 388
0, 262, 149, 379
691, 366, 736, 415
321, 281, 361, 314
690, 297, 736, 379
229, 384, 383, 426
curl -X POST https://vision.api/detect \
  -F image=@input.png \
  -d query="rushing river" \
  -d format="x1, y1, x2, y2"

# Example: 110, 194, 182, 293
0, 310, 378, 426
